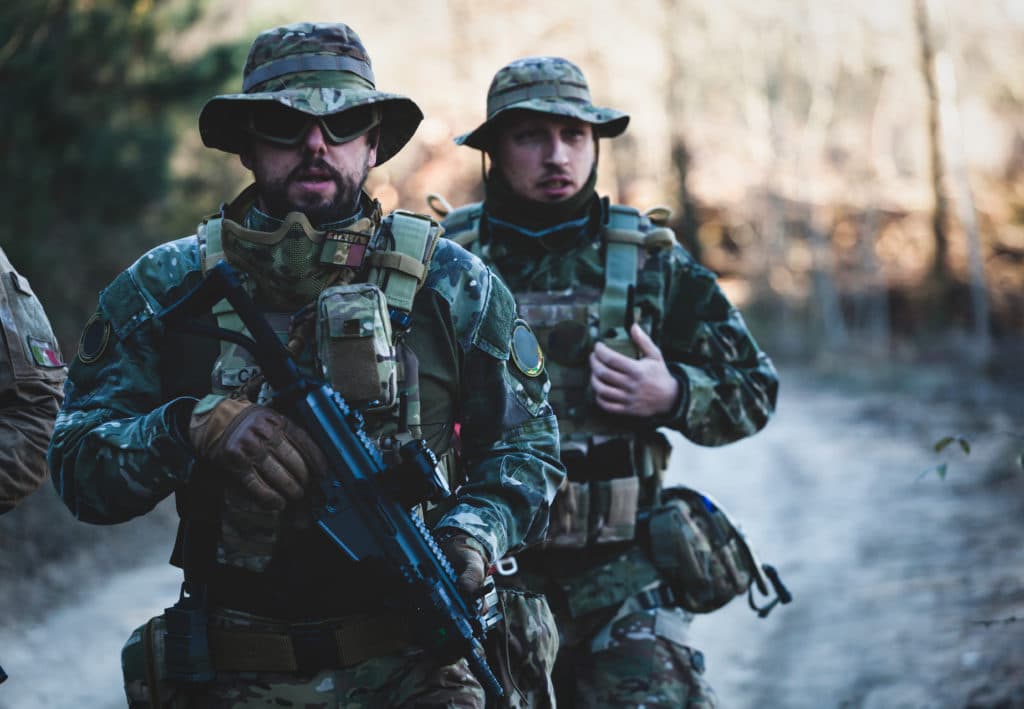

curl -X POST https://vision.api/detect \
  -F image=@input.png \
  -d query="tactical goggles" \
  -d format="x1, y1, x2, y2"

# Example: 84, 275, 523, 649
246, 103, 381, 146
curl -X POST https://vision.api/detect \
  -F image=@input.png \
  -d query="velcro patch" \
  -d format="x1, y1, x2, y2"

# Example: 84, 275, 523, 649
78, 314, 112, 365
27, 336, 63, 367
511, 321, 544, 378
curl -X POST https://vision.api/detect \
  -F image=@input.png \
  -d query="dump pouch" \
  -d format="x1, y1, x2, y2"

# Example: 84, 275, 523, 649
643, 485, 791, 616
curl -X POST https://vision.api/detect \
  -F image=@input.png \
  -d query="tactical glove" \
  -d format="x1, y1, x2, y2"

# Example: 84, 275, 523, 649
189, 398, 326, 510
439, 532, 490, 608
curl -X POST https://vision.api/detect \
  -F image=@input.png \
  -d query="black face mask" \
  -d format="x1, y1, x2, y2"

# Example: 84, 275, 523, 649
483, 162, 599, 233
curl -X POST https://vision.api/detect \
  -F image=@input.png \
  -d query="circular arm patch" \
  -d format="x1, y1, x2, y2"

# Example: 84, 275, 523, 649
510, 321, 544, 377
78, 314, 112, 364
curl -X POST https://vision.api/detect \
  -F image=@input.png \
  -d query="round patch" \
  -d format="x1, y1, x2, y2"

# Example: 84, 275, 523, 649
510, 322, 544, 377
78, 314, 112, 365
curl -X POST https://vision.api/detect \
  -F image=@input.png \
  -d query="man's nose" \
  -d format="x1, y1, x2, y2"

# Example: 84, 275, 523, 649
302, 121, 329, 152
546, 136, 570, 165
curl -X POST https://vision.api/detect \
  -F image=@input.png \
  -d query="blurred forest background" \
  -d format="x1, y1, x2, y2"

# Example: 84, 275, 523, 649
2, 0, 1023, 368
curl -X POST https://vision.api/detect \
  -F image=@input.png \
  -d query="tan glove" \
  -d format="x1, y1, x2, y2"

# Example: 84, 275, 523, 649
189, 398, 326, 510
440, 532, 490, 607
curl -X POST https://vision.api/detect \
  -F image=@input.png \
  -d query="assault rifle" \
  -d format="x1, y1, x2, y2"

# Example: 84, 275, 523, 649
158, 261, 503, 699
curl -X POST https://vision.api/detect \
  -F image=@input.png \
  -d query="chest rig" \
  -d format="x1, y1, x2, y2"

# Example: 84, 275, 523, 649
444, 201, 675, 549
196, 204, 441, 571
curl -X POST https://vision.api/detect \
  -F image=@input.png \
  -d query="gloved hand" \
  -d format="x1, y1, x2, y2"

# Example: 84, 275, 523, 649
439, 532, 490, 607
189, 398, 326, 510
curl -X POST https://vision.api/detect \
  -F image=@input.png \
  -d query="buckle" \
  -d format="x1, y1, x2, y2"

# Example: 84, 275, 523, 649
636, 585, 676, 610
494, 556, 519, 576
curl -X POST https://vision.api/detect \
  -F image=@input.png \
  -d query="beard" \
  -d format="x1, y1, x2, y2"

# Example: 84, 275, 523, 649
256, 154, 370, 226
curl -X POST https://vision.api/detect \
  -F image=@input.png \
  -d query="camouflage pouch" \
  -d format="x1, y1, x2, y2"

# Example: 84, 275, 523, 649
486, 588, 559, 709
545, 476, 639, 549
544, 480, 589, 548
316, 283, 397, 412
122, 615, 192, 708
645, 486, 791, 616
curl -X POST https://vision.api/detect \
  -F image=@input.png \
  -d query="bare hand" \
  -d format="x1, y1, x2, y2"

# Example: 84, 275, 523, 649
590, 324, 680, 418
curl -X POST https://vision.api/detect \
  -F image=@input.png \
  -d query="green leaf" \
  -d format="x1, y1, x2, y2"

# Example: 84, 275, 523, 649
935, 462, 948, 480
933, 436, 954, 453
957, 437, 971, 455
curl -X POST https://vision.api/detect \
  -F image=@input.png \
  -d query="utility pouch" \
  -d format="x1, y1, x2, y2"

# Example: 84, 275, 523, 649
643, 486, 792, 616
544, 480, 590, 549
591, 477, 639, 544
162, 583, 214, 683
555, 546, 662, 618
316, 283, 397, 412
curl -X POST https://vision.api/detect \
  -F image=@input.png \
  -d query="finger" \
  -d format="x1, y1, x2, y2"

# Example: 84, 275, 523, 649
238, 468, 287, 510
630, 324, 663, 361
590, 344, 640, 377
594, 392, 629, 414
590, 375, 632, 405
589, 353, 634, 390
259, 449, 307, 501
284, 423, 328, 479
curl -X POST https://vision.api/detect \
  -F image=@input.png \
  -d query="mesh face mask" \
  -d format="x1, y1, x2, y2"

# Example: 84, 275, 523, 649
222, 210, 369, 310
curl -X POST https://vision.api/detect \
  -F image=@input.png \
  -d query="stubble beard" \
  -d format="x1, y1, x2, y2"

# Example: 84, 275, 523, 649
257, 155, 370, 226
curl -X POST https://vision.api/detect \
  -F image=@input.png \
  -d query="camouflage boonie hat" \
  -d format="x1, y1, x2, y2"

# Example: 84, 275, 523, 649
199, 22, 423, 164
455, 56, 629, 151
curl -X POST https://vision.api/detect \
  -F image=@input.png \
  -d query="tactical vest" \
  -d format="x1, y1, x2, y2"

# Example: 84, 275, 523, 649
442, 201, 675, 550
196, 208, 443, 572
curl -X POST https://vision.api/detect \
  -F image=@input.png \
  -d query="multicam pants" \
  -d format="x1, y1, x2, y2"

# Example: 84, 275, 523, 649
554, 595, 716, 708
485, 588, 559, 709
121, 615, 485, 708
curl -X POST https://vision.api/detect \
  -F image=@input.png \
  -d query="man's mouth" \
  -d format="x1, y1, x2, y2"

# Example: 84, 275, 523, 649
538, 176, 574, 197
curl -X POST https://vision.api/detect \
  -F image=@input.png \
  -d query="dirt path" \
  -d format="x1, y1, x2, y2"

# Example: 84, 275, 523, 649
673, 370, 1024, 708
0, 366, 1020, 708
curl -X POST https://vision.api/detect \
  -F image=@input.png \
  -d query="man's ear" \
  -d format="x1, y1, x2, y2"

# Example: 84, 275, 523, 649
366, 127, 380, 168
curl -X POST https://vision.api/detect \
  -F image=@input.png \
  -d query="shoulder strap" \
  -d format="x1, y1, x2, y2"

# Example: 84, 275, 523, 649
365, 210, 441, 322
597, 205, 678, 358
441, 203, 484, 254
198, 214, 225, 274
598, 205, 644, 358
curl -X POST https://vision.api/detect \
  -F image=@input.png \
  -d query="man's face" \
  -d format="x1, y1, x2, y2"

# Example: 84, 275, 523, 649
241, 113, 378, 226
492, 113, 595, 203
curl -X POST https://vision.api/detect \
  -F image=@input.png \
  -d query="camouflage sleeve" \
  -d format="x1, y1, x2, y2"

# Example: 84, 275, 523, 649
653, 244, 779, 446
0, 247, 67, 514
48, 248, 200, 524
427, 245, 564, 563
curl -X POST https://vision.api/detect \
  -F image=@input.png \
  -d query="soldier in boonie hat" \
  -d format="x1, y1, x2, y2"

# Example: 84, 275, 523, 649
54, 21, 566, 709
454, 56, 628, 150
200, 22, 422, 164
437, 55, 780, 707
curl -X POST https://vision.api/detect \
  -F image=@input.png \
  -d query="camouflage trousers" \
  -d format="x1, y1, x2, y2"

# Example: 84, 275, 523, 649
122, 614, 485, 708
556, 595, 716, 708
485, 588, 559, 709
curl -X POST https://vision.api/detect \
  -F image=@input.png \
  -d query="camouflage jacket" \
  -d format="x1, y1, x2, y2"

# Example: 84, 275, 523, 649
48, 207, 564, 618
0, 246, 66, 514
442, 197, 778, 451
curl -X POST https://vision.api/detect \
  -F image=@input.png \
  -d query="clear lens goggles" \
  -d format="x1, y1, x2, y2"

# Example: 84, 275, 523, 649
247, 103, 381, 146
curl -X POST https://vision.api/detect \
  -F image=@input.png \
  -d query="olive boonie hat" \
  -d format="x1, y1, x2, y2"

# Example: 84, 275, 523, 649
199, 22, 423, 164
454, 56, 629, 151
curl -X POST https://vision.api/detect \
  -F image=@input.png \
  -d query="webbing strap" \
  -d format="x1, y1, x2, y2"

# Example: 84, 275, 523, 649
488, 81, 590, 113
368, 211, 436, 314
598, 206, 642, 358
365, 251, 427, 281
201, 217, 225, 273
210, 613, 412, 672
243, 54, 374, 91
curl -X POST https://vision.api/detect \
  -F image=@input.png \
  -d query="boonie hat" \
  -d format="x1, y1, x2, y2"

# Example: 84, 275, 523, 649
455, 56, 629, 151
199, 22, 422, 164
